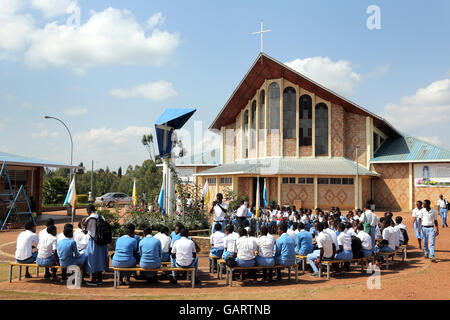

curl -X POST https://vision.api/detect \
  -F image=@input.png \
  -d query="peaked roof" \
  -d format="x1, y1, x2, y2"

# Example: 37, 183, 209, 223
371, 134, 450, 163
209, 53, 400, 136
0, 151, 82, 169
194, 157, 379, 176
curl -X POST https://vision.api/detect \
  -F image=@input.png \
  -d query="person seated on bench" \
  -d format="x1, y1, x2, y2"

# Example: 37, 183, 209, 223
374, 219, 396, 256
234, 228, 257, 268
334, 223, 353, 274
395, 216, 409, 246
170, 222, 184, 247
112, 224, 139, 285
222, 224, 238, 260
306, 222, 335, 277
154, 225, 171, 262
57, 223, 72, 243
36, 224, 58, 280
357, 223, 373, 258
139, 226, 162, 283
274, 223, 296, 280
73, 220, 90, 254
57, 224, 87, 281
256, 226, 275, 282
295, 222, 314, 256
38, 218, 55, 240
14, 221, 39, 279
170, 228, 200, 285
210, 223, 225, 258
345, 222, 357, 237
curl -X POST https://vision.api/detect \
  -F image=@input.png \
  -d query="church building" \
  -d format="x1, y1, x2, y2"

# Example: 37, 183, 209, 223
193, 53, 450, 211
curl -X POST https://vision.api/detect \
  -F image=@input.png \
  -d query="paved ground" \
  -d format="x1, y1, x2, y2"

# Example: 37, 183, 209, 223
0, 211, 448, 300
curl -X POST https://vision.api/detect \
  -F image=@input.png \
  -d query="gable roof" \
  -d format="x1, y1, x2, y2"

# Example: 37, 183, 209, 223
371, 134, 450, 163
209, 53, 400, 137
0, 151, 82, 169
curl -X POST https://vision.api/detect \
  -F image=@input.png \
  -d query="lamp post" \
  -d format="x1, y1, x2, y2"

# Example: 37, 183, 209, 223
44, 116, 73, 180
355, 145, 360, 210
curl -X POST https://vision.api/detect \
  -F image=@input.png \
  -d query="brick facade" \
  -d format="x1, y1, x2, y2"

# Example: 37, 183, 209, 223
281, 184, 314, 208
372, 163, 410, 211
318, 184, 355, 210
344, 112, 367, 167
331, 103, 344, 158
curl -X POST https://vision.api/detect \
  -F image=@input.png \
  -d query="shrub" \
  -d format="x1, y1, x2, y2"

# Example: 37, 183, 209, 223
76, 194, 88, 204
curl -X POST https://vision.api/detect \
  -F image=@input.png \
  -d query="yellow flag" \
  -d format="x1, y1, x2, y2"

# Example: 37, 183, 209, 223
132, 178, 138, 206
202, 180, 210, 206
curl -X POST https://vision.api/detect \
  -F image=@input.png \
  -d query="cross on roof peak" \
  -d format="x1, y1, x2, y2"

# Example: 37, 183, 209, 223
252, 20, 271, 53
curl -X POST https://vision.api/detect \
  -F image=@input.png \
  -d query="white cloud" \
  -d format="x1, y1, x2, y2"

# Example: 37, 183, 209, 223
64, 106, 88, 117
75, 126, 149, 145
285, 56, 388, 95
147, 12, 165, 29
31, 129, 59, 138
0, 5, 180, 74
383, 79, 450, 130
110, 80, 177, 101
31, 0, 75, 18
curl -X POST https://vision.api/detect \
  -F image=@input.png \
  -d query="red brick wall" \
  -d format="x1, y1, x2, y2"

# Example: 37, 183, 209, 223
344, 112, 367, 167
283, 138, 296, 157
331, 103, 344, 158
318, 184, 355, 210
373, 163, 410, 211
281, 184, 314, 208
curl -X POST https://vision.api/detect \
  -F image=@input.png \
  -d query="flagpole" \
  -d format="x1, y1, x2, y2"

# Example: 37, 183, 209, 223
72, 173, 76, 225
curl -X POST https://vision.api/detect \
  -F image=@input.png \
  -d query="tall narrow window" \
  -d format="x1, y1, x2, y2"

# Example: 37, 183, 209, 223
243, 109, 249, 158
268, 82, 280, 130
283, 87, 296, 139
315, 103, 329, 155
299, 95, 312, 146
259, 90, 265, 134
251, 100, 257, 148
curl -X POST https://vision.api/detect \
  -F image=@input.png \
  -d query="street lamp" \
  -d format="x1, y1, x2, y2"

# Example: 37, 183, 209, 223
44, 116, 73, 180
355, 145, 360, 210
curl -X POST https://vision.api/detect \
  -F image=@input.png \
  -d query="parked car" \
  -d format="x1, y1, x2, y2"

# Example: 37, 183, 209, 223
95, 192, 132, 207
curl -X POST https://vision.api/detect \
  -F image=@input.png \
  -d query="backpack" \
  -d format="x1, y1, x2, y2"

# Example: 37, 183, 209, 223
362, 213, 372, 235
400, 228, 409, 245
92, 216, 112, 245
351, 235, 363, 259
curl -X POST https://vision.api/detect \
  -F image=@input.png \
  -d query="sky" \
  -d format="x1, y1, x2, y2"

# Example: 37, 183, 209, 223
0, 0, 449, 171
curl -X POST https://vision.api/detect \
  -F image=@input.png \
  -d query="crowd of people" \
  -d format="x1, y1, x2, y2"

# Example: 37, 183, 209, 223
13, 193, 444, 286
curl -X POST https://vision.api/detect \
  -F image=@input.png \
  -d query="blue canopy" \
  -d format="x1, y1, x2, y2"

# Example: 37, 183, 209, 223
155, 108, 196, 158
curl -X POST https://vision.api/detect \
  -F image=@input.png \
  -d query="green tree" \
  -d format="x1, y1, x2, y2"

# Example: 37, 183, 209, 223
43, 176, 69, 204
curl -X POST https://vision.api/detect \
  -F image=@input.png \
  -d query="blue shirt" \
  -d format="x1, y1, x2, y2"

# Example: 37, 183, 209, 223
171, 232, 181, 247
139, 235, 162, 264
134, 234, 141, 248
295, 230, 314, 255
113, 235, 137, 262
275, 233, 296, 259
57, 238, 80, 265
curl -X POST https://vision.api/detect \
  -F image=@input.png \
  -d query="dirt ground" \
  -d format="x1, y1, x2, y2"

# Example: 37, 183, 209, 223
0, 211, 448, 300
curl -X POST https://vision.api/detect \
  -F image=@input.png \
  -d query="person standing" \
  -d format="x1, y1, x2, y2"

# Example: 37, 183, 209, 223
235, 200, 248, 229
209, 193, 228, 234
412, 201, 423, 249
418, 199, 439, 261
437, 195, 448, 228
360, 206, 379, 249
84, 204, 109, 286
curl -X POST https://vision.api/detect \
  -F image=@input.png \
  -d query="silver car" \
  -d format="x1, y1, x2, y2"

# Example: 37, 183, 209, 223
95, 192, 132, 207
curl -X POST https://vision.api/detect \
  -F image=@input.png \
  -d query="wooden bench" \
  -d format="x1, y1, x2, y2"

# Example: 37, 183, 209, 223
318, 256, 374, 280
208, 255, 220, 273
225, 264, 298, 287
295, 255, 308, 274
377, 247, 406, 269
8, 262, 65, 282
217, 259, 226, 280
112, 267, 196, 288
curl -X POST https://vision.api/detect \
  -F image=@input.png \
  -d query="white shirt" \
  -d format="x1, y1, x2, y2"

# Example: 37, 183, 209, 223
171, 237, 196, 267
393, 225, 403, 243
235, 236, 257, 260
186, 198, 194, 207
86, 212, 105, 238
210, 231, 225, 249
300, 215, 309, 224
73, 228, 90, 252
283, 211, 289, 218
236, 204, 247, 218
325, 228, 338, 248
224, 233, 238, 252
357, 230, 372, 250
213, 202, 228, 221
37, 232, 57, 259
382, 227, 397, 250
286, 228, 296, 241
15, 230, 39, 261
361, 210, 379, 227
437, 199, 447, 209
418, 208, 438, 227
38, 228, 48, 241
337, 231, 352, 251
154, 232, 171, 253
256, 235, 275, 258
345, 228, 357, 237
316, 231, 334, 259
412, 208, 421, 219
270, 210, 277, 222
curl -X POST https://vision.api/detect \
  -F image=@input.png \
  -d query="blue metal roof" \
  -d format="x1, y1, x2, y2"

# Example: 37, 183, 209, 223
0, 151, 81, 169
371, 134, 450, 163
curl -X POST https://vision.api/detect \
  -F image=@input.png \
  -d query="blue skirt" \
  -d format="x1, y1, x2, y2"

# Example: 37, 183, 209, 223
36, 256, 56, 267
413, 220, 422, 239
85, 238, 109, 274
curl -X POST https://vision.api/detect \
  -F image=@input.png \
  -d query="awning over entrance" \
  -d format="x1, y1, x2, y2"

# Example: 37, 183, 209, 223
194, 157, 379, 177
